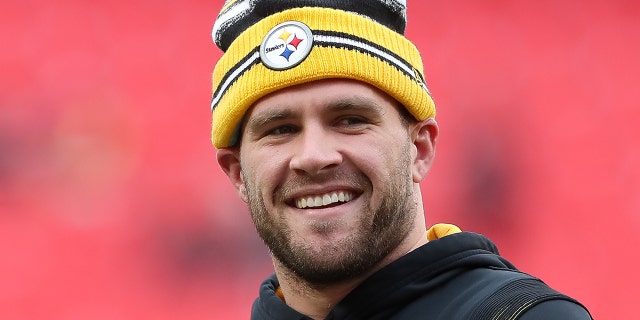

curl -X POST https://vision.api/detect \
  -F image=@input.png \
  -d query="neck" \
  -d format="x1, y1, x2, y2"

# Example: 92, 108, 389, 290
274, 263, 366, 320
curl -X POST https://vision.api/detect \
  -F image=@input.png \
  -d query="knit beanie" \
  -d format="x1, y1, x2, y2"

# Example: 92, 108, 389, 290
210, 0, 436, 148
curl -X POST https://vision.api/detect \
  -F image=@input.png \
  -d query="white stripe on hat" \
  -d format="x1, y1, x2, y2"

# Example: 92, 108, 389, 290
212, 0, 253, 45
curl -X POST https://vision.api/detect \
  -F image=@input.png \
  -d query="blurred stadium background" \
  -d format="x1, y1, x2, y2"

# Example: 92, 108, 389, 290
1, 0, 638, 319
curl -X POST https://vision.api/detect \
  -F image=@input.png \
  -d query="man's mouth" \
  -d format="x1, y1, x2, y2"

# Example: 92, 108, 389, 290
294, 191, 355, 209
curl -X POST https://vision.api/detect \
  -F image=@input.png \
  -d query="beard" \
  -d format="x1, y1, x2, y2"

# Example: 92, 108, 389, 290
243, 144, 417, 286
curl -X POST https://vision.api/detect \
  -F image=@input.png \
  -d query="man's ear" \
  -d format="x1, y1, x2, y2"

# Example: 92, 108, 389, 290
216, 147, 248, 203
410, 118, 439, 183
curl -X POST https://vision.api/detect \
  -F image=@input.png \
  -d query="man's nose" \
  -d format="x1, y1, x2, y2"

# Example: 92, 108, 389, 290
289, 125, 342, 175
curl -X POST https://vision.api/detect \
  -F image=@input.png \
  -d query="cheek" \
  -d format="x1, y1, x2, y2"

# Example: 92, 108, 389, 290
348, 139, 403, 175
351, 141, 412, 200
241, 149, 289, 191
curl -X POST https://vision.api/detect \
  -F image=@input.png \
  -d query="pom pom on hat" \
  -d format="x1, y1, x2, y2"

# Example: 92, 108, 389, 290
210, 0, 436, 148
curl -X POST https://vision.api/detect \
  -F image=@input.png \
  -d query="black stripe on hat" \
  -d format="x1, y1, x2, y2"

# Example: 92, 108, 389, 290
215, 0, 406, 51
313, 30, 421, 85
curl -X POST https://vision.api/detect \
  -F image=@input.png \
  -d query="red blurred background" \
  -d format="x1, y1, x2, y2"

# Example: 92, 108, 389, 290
1, 0, 638, 319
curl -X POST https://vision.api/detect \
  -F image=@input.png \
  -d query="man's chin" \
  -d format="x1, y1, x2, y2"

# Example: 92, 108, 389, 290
271, 234, 385, 285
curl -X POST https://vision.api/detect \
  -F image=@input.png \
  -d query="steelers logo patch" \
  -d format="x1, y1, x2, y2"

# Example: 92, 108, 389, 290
260, 21, 314, 70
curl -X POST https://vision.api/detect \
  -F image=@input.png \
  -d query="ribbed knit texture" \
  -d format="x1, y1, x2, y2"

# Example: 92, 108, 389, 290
211, 4, 435, 148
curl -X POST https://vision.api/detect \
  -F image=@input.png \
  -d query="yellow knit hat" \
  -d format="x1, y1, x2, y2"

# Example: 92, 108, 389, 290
210, 0, 436, 148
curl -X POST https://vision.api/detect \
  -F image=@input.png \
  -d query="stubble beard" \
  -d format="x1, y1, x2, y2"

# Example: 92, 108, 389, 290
243, 146, 417, 286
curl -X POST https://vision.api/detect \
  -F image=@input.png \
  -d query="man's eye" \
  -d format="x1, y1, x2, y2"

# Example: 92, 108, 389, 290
338, 117, 366, 126
267, 125, 296, 136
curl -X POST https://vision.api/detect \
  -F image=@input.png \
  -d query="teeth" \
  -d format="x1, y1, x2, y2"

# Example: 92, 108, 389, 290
295, 191, 354, 209
322, 194, 331, 206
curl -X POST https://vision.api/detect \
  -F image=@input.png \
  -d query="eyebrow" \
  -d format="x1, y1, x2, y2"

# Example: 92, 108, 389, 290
244, 108, 295, 135
244, 95, 386, 134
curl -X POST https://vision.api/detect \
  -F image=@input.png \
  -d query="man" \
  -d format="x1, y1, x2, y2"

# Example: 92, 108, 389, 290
210, 0, 592, 319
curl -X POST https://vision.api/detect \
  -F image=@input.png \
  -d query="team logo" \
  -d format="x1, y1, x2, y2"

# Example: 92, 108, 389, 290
260, 21, 313, 70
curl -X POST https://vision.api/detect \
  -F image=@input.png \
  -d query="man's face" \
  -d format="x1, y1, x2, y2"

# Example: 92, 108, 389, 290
232, 79, 426, 285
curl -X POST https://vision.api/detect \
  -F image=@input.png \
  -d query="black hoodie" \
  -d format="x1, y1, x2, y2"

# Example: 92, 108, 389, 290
250, 231, 591, 320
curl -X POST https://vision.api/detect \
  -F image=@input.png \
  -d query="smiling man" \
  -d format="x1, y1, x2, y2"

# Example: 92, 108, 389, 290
222, 79, 434, 292
210, 1, 592, 319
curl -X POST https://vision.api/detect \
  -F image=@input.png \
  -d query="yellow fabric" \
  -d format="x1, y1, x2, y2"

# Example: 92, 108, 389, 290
275, 286, 285, 302
426, 223, 462, 241
211, 7, 436, 148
